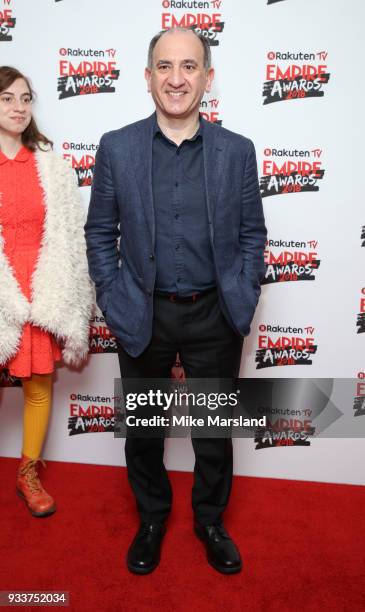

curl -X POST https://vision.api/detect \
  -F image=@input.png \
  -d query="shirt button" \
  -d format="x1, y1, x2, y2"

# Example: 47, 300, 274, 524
177, 277, 181, 283
149, 254, 155, 260
175, 182, 179, 187
175, 245, 180, 251
175, 213, 179, 220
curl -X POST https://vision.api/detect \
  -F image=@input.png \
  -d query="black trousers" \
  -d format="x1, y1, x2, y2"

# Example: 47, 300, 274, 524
116, 289, 243, 526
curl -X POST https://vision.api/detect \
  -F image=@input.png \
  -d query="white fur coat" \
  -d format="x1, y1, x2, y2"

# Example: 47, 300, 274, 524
0, 147, 93, 368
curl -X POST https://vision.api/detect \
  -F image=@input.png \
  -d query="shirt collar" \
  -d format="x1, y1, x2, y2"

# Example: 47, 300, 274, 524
0, 145, 31, 165
153, 113, 204, 143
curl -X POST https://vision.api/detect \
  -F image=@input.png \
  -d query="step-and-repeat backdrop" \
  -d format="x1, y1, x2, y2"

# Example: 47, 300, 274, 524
1, 0, 364, 484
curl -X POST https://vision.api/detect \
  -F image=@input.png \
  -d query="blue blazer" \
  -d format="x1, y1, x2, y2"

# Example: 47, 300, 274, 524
85, 113, 267, 357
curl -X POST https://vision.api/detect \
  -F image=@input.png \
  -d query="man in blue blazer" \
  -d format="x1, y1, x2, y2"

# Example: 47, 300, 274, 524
85, 27, 267, 575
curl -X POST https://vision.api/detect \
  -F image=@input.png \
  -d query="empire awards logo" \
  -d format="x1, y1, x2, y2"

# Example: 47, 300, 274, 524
356, 288, 365, 334
260, 147, 325, 198
57, 47, 120, 99
263, 238, 320, 284
263, 50, 330, 104
161, 0, 225, 46
353, 372, 365, 417
255, 408, 314, 449
62, 140, 98, 187
256, 324, 317, 369
0, 0, 16, 42
68, 392, 116, 435
253, 379, 340, 449
89, 314, 118, 353
200, 95, 222, 124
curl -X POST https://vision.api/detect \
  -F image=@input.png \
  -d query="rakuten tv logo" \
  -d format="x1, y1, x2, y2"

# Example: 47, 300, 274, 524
256, 324, 317, 369
57, 47, 120, 99
89, 314, 117, 353
200, 96, 222, 124
68, 392, 116, 435
0, 0, 16, 42
263, 239, 320, 284
161, 0, 225, 46
62, 141, 98, 187
260, 147, 325, 197
263, 50, 330, 104
357, 288, 365, 334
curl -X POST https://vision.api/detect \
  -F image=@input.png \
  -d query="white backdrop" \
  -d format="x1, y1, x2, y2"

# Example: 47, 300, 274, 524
0, 0, 364, 485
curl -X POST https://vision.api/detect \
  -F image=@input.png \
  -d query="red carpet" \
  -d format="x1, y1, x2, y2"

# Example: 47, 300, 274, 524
0, 458, 364, 612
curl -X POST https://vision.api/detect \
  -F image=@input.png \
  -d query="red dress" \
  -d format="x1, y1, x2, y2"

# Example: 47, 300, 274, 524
0, 146, 61, 378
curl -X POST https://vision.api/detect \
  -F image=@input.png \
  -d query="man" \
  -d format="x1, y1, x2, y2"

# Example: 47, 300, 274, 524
85, 27, 267, 575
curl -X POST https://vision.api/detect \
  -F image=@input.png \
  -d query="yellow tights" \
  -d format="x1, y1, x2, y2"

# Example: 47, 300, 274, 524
22, 373, 53, 460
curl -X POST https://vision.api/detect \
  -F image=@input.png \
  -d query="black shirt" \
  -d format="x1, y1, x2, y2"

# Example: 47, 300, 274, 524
152, 118, 216, 295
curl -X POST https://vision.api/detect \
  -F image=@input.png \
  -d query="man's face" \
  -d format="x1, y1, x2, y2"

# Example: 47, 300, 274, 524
145, 30, 214, 122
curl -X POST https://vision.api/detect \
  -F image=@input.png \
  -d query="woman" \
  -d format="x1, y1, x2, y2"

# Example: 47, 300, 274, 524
0, 66, 93, 517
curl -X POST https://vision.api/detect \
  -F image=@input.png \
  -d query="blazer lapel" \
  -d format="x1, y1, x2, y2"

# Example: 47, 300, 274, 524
202, 119, 227, 240
129, 113, 155, 248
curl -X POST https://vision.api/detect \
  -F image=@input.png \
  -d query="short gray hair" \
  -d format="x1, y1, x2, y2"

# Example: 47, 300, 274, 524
147, 27, 212, 71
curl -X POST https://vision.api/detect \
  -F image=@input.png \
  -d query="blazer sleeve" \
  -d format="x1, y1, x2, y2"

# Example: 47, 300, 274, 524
84, 134, 120, 314
239, 139, 267, 295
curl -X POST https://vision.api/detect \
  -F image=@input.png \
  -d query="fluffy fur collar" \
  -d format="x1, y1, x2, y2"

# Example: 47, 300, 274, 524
0, 147, 93, 368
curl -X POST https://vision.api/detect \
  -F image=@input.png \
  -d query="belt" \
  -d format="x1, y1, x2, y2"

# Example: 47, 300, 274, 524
154, 287, 216, 303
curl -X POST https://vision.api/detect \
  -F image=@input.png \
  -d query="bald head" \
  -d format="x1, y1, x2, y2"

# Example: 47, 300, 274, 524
147, 27, 212, 71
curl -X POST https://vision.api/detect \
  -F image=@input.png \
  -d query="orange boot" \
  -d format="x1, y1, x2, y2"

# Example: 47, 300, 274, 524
16, 455, 56, 517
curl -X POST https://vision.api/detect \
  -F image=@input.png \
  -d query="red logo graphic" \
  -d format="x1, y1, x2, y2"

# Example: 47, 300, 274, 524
0, 4, 16, 41
161, 1, 225, 46
357, 288, 365, 334
57, 48, 120, 99
256, 324, 317, 368
260, 147, 325, 197
263, 51, 330, 104
63, 142, 98, 187
68, 393, 115, 435
353, 371, 365, 417
200, 97, 222, 124
263, 239, 320, 283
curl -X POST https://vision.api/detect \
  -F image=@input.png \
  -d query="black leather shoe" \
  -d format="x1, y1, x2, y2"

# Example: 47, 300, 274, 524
127, 523, 166, 574
194, 522, 242, 574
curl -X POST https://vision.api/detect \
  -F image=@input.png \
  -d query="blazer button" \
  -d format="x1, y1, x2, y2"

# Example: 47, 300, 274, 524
147, 289, 152, 296
149, 254, 155, 261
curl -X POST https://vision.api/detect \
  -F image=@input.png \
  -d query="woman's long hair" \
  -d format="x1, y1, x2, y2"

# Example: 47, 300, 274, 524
0, 66, 53, 151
